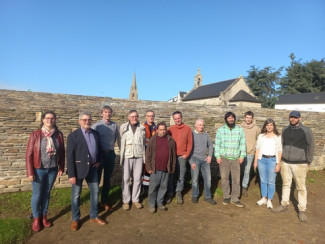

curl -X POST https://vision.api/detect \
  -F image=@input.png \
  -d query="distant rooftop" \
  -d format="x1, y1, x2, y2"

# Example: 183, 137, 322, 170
229, 90, 260, 103
276, 92, 325, 104
182, 78, 236, 101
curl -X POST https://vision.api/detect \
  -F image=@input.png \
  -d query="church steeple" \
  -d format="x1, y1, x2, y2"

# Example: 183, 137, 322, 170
194, 68, 202, 89
129, 72, 138, 100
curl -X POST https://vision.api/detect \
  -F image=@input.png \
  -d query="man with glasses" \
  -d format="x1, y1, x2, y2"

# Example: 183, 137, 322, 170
92, 106, 120, 211
67, 111, 106, 231
272, 111, 314, 222
120, 110, 146, 210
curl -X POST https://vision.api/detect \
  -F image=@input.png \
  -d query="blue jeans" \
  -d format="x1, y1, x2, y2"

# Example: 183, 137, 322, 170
31, 168, 58, 218
98, 151, 116, 204
167, 156, 187, 195
148, 171, 169, 207
257, 157, 277, 199
242, 155, 255, 188
191, 157, 212, 199
71, 166, 99, 221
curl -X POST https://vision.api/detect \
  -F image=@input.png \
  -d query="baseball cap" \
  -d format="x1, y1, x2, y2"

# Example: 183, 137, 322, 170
289, 111, 301, 118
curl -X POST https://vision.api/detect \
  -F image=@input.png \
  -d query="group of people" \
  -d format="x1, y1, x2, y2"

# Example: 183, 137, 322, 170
25, 107, 314, 232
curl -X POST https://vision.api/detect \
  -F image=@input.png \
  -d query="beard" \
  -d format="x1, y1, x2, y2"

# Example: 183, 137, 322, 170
226, 121, 236, 128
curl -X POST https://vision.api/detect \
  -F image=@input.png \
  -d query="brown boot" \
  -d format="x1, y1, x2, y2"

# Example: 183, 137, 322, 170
32, 217, 41, 232
42, 215, 52, 228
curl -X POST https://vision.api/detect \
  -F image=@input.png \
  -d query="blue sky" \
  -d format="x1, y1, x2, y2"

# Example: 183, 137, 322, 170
0, 0, 324, 101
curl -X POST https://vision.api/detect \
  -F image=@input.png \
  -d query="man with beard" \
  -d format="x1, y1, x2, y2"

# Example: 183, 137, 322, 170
215, 112, 246, 207
272, 111, 314, 222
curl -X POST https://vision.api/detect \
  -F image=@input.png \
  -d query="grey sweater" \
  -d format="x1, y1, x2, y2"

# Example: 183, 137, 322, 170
189, 130, 213, 163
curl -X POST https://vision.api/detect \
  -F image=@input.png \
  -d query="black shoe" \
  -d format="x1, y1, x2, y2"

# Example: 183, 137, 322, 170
204, 198, 216, 205
165, 195, 173, 204
231, 200, 244, 208
158, 205, 168, 211
192, 197, 198, 203
222, 198, 231, 205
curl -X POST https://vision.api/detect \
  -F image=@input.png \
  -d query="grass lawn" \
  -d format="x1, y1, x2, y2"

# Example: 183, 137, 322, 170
0, 186, 121, 244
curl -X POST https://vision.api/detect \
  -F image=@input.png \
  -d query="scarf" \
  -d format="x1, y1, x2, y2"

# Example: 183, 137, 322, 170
41, 127, 57, 158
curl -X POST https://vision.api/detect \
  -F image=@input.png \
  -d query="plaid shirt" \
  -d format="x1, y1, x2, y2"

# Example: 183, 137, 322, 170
214, 124, 246, 160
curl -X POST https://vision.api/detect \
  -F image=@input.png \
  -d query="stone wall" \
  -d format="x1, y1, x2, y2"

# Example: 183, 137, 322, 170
0, 89, 324, 193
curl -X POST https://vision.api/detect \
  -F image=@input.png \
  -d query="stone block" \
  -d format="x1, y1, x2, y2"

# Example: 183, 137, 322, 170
0, 188, 19, 193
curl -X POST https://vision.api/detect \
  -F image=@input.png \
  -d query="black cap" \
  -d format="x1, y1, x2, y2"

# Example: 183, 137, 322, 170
289, 111, 301, 118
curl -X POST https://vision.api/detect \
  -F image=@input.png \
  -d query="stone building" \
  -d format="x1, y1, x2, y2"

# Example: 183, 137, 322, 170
170, 69, 261, 107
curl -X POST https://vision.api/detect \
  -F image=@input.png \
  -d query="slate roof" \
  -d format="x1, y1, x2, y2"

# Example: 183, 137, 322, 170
179, 92, 187, 98
182, 78, 236, 101
229, 90, 260, 103
276, 92, 325, 104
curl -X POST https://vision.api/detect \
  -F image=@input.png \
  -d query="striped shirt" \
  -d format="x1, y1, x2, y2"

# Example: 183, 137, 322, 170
214, 124, 246, 160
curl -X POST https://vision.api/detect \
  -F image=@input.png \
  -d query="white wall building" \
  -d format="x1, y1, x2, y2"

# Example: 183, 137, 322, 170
275, 92, 325, 112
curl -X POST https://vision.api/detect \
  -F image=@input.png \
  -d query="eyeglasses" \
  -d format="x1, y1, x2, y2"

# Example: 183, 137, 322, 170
81, 119, 92, 122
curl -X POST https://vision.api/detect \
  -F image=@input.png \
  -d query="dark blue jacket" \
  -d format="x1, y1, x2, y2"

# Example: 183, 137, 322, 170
67, 128, 102, 179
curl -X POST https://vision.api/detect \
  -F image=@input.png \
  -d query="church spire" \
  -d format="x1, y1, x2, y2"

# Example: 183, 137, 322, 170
129, 72, 138, 100
194, 68, 202, 89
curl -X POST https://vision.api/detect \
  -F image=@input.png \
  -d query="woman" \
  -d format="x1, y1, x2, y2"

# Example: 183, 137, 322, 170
25, 111, 65, 232
254, 118, 282, 209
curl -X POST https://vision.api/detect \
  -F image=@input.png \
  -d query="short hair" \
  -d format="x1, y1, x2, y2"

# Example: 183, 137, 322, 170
244, 111, 254, 118
146, 110, 155, 116
195, 118, 204, 126
224, 111, 236, 121
172, 111, 182, 117
101, 105, 113, 113
128, 109, 138, 115
157, 122, 167, 130
79, 111, 92, 120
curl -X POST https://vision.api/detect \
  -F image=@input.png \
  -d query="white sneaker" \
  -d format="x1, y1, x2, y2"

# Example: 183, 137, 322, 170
267, 199, 273, 209
256, 197, 267, 206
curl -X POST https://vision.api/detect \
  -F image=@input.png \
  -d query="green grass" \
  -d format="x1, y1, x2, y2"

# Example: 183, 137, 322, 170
0, 218, 32, 244
0, 185, 122, 243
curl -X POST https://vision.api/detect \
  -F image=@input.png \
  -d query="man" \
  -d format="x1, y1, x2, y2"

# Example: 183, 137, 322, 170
67, 111, 107, 231
92, 105, 120, 211
166, 111, 193, 204
240, 111, 260, 197
142, 110, 157, 188
272, 111, 314, 222
120, 109, 146, 210
215, 112, 246, 208
189, 119, 216, 204
146, 122, 176, 213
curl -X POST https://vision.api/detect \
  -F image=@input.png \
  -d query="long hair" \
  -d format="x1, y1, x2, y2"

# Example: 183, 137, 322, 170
40, 110, 58, 130
261, 118, 279, 136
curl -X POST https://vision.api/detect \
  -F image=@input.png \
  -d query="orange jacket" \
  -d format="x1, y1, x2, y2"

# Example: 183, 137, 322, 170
168, 123, 193, 158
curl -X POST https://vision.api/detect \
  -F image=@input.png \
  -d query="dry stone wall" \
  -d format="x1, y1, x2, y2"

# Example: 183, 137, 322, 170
0, 89, 324, 193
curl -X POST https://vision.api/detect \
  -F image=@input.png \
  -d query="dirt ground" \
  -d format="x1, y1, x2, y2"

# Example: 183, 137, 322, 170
27, 171, 325, 244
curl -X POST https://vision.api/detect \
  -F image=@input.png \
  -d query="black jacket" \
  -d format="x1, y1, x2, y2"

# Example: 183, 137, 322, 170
282, 123, 314, 164
67, 128, 102, 179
